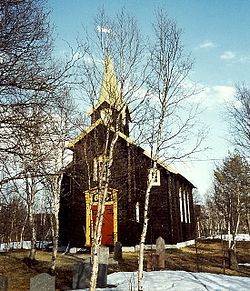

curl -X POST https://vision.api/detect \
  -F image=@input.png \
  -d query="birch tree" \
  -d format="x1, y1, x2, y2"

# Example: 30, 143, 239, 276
41, 93, 77, 273
0, 194, 27, 246
17, 104, 54, 260
77, 9, 146, 290
213, 152, 250, 269
0, 0, 80, 263
137, 10, 206, 290
228, 84, 250, 157
0, 0, 52, 156
0, 0, 78, 185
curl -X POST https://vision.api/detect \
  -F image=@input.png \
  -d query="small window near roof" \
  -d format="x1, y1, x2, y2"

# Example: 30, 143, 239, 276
148, 168, 161, 186
101, 108, 112, 123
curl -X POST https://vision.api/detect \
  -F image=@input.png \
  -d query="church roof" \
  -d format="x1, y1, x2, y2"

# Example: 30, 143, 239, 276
66, 120, 195, 187
67, 119, 178, 175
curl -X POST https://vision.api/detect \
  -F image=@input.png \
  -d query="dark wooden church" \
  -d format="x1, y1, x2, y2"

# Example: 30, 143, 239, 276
59, 55, 196, 248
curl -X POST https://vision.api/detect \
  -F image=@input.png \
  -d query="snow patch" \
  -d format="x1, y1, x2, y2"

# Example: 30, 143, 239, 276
239, 263, 250, 267
0, 241, 50, 251
105, 271, 250, 291
207, 234, 250, 241
122, 240, 195, 252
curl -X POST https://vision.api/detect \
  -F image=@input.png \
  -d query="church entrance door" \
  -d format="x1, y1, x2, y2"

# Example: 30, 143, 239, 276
85, 188, 118, 246
92, 204, 114, 245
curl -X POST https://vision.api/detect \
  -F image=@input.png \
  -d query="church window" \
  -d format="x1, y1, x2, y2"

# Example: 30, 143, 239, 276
136, 202, 140, 223
100, 108, 112, 123
187, 192, 190, 223
148, 168, 161, 186
183, 191, 187, 223
179, 188, 184, 222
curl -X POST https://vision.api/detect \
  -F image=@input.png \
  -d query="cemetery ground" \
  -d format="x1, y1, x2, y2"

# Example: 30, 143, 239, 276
0, 239, 249, 290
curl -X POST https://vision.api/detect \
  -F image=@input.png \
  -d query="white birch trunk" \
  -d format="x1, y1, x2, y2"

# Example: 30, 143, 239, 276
50, 174, 62, 273
138, 162, 157, 291
29, 209, 36, 260
89, 184, 109, 290
228, 220, 231, 249
20, 213, 28, 248
89, 131, 119, 291
29, 179, 36, 260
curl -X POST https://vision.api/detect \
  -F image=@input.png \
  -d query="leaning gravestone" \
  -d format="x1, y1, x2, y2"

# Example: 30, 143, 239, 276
114, 241, 123, 261
72, 261, 92, 289
0, 275, 8, 291
156, 236, 166, 269
30, 273, 55, 291
72, 246, 109, 289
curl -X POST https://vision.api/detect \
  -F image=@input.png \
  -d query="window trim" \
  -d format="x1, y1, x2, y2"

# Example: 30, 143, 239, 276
148, 168, 161, 186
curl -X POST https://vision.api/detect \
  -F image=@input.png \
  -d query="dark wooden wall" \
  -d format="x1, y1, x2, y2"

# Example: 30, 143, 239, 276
59, 124, 196, 247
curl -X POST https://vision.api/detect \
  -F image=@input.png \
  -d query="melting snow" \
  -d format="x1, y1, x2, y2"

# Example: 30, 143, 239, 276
92, 271, 250, 291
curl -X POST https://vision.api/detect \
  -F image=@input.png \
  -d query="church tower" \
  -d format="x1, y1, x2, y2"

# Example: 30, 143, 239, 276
89, 54, 130, 136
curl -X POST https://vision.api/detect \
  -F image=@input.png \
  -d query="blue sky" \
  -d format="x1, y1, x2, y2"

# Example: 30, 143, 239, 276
48, 0, 250, 198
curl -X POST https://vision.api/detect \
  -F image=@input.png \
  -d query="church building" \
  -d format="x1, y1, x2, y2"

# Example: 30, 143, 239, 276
59, 55, 196, 248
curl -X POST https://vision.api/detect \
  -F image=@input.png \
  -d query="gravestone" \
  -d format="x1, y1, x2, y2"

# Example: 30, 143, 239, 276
146, 253, 159, 271
97, 246, 109, 287
72, 261, 92, 289
146, 253, 152, 271
73, 246, 109, 289
156, 236, 166, 269
30, 273, 55, 291
0, 275, 8, 291
156, 236, 165, 254
228, 249, 239, 270
98, 245, 109, 264
114, 241, 123, 261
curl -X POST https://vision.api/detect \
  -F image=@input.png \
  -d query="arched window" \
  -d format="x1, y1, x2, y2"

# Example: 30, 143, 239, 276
179, 188, 183, 222
183, 191, 187, 223
136, 202, 140, 223
187, 192, 190, 223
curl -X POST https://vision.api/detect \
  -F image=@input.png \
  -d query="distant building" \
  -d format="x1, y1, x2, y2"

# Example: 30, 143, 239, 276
59, 55, 196, 247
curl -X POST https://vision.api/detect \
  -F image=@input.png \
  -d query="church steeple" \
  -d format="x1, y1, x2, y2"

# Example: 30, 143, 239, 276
89, 53, 130, 136
99, 53, 123, 110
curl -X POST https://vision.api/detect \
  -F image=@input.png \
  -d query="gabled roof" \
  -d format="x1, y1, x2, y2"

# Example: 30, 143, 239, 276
66, 118, 178, 176
67, 119, 102, 149
117, 131, 178, 174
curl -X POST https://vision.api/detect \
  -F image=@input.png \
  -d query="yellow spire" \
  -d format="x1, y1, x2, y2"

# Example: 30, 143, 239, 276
99, 53, 122, 109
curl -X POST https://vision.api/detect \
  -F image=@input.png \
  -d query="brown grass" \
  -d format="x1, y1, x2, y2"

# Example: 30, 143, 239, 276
0, 240, 249, 290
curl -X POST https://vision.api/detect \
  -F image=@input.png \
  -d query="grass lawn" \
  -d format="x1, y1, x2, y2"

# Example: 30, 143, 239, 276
0, 239, 249, 290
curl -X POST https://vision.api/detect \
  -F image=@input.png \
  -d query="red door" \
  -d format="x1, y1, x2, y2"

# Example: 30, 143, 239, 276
92, 204, 114, 245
